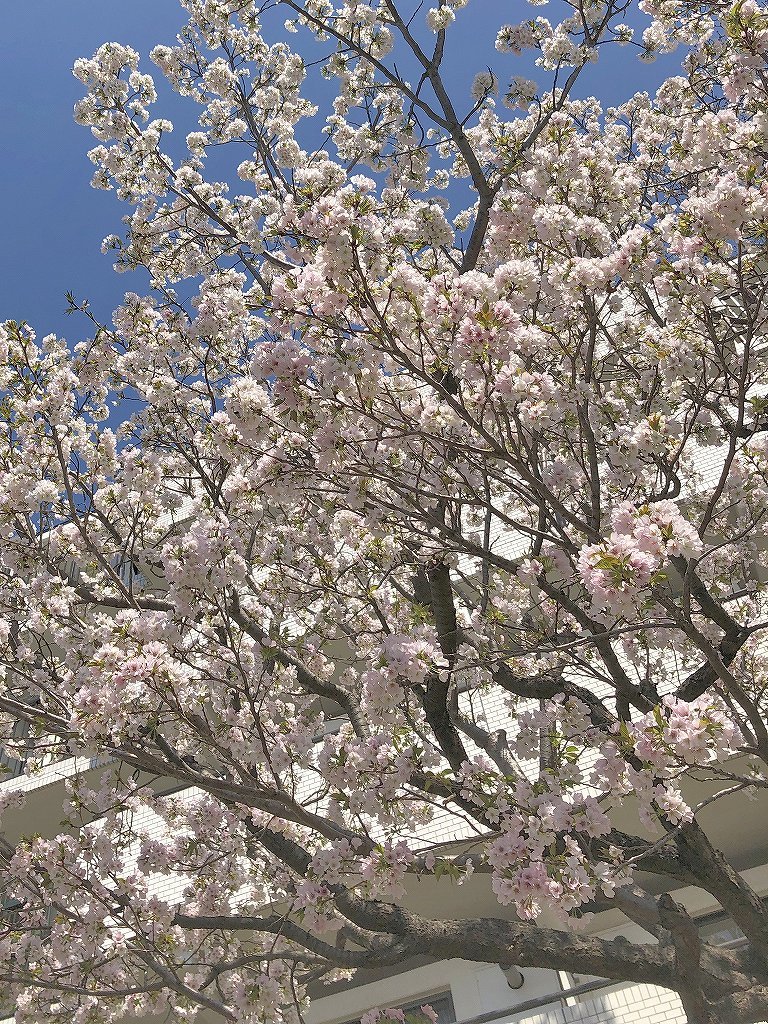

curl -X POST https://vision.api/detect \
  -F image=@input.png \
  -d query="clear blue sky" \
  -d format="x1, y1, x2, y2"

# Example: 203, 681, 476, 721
0, 1, 680, 340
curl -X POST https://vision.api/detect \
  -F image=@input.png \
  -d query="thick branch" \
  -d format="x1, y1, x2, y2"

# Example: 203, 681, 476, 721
674, 822, 768, 967
492, 662, 617, 732
679, 628, 749, 701
172, 912, 411, 969
332, 889, 677, 988
658, 893, 712, 1024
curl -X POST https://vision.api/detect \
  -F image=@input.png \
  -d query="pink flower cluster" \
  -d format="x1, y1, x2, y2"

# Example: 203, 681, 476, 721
579, 500, 703, 615
360, 632, 441, 712
629, 695, 741, 769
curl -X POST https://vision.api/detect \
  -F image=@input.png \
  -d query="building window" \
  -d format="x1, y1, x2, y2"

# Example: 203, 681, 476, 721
115, 558, 146, 590
697, 912, 745, 948
0, 717, 31, 780
340, 991, 455, 1024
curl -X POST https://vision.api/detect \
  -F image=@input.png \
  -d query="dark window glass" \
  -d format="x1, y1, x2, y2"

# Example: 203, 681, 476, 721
698, 913, 745, 947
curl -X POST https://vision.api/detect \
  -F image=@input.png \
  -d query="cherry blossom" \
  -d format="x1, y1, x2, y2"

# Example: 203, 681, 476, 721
3, 2, 768, 1023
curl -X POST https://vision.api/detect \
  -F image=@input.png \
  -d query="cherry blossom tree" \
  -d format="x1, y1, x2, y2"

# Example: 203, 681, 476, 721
3, 1, 768, 1022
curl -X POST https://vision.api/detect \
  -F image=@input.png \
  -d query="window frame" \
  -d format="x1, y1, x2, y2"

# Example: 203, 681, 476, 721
335, 989, 456, 1024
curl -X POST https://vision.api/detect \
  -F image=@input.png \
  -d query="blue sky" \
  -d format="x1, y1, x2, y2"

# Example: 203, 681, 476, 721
0, 1, 184, 334
1, 1, 681, 341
